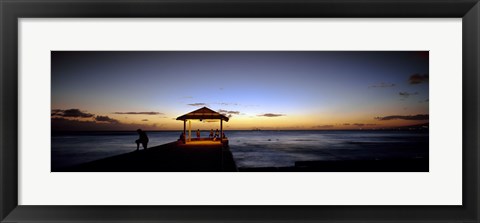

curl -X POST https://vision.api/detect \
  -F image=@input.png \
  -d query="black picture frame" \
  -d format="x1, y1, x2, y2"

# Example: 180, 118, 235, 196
1, 0, 479, 222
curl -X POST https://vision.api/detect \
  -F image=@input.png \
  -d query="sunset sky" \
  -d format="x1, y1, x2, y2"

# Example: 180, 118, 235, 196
51, 51, 429, 131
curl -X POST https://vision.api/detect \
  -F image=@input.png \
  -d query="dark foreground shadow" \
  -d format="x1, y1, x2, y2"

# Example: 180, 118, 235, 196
60, 141, 238, 172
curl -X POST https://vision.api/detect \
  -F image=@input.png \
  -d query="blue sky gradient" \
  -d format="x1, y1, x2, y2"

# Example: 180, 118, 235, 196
51, 51, 429, 131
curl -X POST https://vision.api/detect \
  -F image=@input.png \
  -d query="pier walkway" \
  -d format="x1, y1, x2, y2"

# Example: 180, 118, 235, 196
65, 140, 238, 172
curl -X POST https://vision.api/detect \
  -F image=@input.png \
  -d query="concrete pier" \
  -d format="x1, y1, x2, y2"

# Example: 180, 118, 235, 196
64, 140, 238, 172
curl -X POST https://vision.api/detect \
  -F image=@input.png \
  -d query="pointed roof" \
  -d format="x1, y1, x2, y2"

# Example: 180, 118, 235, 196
176, 107, 229, 122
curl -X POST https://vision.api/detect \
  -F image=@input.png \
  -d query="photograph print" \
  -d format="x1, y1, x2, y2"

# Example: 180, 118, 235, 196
51, 51, 429, 172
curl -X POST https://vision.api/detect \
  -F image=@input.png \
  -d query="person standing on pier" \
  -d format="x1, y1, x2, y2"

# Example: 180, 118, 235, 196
135, 129, 149, 151
196, 129, 201, 140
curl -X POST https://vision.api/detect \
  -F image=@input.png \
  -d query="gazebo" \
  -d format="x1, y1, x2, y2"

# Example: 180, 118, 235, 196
176, 107, 229, 143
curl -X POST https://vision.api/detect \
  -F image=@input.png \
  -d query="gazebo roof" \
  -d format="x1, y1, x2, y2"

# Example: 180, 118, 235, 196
176, 107, 229, 122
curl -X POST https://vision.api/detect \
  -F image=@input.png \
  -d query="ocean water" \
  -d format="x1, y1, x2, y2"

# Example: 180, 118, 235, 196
51, 130, 428, 170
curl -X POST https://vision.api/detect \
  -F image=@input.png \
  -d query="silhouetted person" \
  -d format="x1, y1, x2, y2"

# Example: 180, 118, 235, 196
213, 129, 219, 141
179, 132, 186, 144
222, 132, 226, 139
196, 129, 200, 139
209, 129, 214, 139
135, 129, 149, 150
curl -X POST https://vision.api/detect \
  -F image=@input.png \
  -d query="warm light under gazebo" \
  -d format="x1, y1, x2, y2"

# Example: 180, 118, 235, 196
176, 107, 229, 143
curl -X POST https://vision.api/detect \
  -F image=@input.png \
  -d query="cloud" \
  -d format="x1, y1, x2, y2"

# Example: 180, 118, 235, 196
217, 109, 240, 119
215, 102, 239, 106
51, 109, 94, 118
52, 117, 158, 131
409, 73, 429, 84
257, 113, 286, 117
419, 98, 429, 103
375, 114, 429, 121
343, 123, 350, 126
188, 103, 207, 107
314, 125, 334, 128
218, 109, 240, 115
187, 102, 240, 107
369, 82, 395, 88
353, 123, 377, 127
141, 119, 148, 121
113, 112, 163, 115
399, 91, 419, 98
51, 109, 63, 116
95, 115, 119, 124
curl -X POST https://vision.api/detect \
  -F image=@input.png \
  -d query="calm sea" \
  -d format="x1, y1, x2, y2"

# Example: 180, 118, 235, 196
51, 130, 428, 170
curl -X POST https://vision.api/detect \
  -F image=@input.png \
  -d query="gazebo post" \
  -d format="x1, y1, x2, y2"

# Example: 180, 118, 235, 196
188, 120, 191, 142
220, 119, 223, 142
183, 120, 186, 143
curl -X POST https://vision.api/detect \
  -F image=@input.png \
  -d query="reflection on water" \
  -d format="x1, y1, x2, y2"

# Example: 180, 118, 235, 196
227, 131, 428, 168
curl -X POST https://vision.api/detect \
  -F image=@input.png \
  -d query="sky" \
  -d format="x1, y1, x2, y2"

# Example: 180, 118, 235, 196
51, 51, 429, 131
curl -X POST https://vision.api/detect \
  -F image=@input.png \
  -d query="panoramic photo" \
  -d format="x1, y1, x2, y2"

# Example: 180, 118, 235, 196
51, 51, 429, 172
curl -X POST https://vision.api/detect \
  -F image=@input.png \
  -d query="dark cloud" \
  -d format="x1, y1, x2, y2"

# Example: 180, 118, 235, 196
369, 82, 395, 88
314, 125, 334, 128
409, 73, 429, 84
399, 91, 419, 98
95, 115, 119, 124
343, 123, 350, 126
375, 114, 429, 121
218, 109, 240, 115
419, 98, 429, 103
188, 103, 207, 107
141, 119, 148, 121
218, 109, 240, 119
257, 113, 285, 117
353, 123, 377, 127
113, 112, 163, 115
51, 109, 94, 118
215, 102, 239, 106
52, 117, 157, 131
51, 109, 63, 116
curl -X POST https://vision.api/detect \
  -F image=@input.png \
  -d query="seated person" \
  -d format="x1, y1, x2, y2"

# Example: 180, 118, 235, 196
179, 132, 186, 143
135, 129, 149, 150
213, 129, 220, 141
